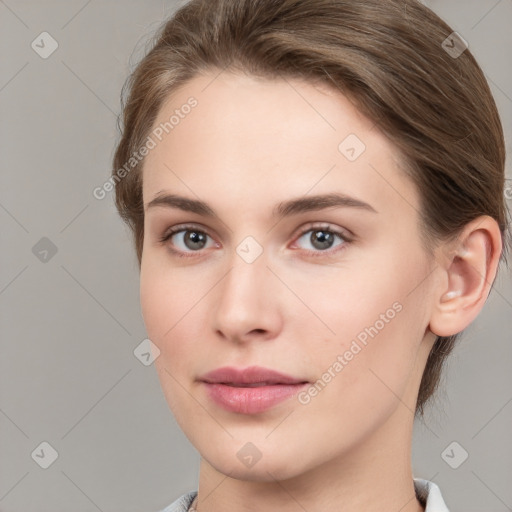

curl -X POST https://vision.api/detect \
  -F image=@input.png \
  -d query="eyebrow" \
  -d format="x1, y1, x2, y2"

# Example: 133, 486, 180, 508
145, 192, 378, 217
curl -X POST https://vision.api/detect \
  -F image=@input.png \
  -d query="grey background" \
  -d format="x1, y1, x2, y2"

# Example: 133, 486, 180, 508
0, 0, 511, 511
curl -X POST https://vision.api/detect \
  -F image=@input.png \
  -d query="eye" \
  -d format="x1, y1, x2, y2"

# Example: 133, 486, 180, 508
158, 222, 352, 259
158, 224, 217, 257
291, 224, 351, 256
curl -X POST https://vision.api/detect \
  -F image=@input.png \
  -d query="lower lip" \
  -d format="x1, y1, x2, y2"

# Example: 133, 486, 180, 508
201, 382, 309, 414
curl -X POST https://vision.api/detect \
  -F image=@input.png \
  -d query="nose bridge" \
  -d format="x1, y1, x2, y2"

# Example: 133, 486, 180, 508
212, 243, 279, 339
219, 246, 268, 312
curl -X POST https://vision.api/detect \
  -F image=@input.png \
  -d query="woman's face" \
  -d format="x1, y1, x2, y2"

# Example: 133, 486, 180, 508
140, 71, 439, 480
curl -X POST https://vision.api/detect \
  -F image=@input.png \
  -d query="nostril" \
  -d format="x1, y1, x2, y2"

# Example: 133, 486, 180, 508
251, 329, 266, 334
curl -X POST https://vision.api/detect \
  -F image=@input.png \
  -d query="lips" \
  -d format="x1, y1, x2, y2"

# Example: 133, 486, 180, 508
198, 365, 308, 386
198, 366, 309, 414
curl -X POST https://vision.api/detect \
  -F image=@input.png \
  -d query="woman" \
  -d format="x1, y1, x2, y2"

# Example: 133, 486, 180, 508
111, 0, 510, 510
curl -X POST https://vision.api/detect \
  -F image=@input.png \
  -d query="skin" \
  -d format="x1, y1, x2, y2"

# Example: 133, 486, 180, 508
139, 70, 502, 512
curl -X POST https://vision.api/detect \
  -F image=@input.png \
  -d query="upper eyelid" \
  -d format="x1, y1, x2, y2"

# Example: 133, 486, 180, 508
292, 223, 352, 240
162, 222, 214, 240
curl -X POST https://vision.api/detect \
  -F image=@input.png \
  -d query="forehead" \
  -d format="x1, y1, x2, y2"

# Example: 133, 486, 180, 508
141, 71, 418, 220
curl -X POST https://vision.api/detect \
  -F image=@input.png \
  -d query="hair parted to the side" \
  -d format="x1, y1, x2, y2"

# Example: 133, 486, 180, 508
112, 0, 511, 418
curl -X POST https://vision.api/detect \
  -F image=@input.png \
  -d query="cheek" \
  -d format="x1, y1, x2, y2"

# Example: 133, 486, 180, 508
140, 265, 165, 343
140, 265, 202, 419
302, 247, 429, 390
140, 262, 186, 362
140, 263, 207, 374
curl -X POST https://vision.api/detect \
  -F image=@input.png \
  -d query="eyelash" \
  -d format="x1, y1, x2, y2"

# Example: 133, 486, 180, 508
158, 223, 353, 259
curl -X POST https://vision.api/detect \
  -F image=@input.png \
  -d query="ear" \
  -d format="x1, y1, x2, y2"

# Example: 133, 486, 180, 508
428, 215, 503, 337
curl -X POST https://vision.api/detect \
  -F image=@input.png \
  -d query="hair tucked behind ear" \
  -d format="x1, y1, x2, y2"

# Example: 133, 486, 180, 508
111, 0, 511, 418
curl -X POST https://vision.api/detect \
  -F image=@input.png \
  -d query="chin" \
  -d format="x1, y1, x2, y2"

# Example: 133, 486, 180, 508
207, 455, 301, 482
207, 437, 313, 479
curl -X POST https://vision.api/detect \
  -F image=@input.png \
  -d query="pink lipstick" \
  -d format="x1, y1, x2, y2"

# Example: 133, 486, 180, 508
199, 365, 309, 414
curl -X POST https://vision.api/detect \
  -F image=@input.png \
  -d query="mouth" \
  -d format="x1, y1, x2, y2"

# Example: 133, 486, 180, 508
198, 366, 309, 414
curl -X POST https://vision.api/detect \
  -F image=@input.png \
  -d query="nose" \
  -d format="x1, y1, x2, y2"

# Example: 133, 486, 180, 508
211, 248, 283, 344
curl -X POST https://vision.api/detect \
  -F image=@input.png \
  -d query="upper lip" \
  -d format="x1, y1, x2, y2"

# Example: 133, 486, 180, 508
199, 365, 308, 386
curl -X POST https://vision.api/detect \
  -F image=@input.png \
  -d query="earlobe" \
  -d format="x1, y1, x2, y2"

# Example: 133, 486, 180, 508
428, 216, 502, 337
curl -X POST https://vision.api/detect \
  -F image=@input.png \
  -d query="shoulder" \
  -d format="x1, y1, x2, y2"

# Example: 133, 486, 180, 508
414, 478, 450, 511
156, 490, 197, 512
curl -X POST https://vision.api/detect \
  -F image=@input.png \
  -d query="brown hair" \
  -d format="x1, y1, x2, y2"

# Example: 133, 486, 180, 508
111, 0, 510, 418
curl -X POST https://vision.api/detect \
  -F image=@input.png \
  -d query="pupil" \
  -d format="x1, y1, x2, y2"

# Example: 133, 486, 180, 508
312, 230, 333, 250
186, 231, 206, 250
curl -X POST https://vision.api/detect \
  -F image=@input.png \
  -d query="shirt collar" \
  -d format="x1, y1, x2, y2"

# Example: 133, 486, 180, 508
414, 478, 450, 511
